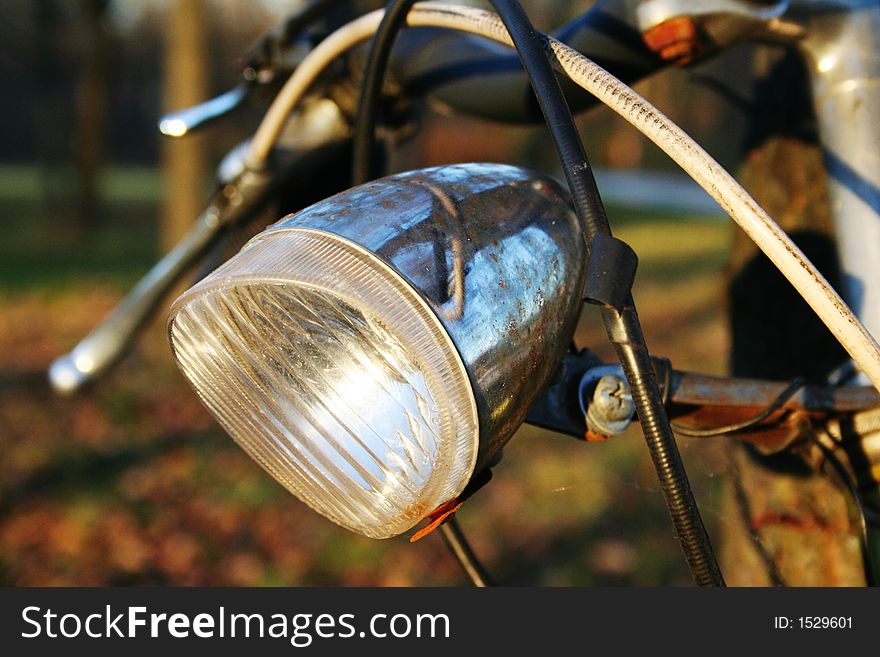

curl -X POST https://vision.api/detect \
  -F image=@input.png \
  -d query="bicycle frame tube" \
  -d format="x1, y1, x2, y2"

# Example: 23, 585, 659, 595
633, 0, 880, 379
391, 0, 662, 122
793, 0, 880, 381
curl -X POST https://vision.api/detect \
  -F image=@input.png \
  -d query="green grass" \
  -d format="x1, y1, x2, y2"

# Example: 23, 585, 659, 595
0, 165, 163, 203
0, 167, 161, 290
616, 215, 729, 284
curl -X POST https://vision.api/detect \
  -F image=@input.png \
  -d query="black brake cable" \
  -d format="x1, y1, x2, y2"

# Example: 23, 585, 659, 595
245, 0, 347, 75
352, 0, 724, 587
439, 518, 493, 587
727, 443, 787, 586
351, 0, 416, 185
657, 354, 876, 585
810, 435, 877, 587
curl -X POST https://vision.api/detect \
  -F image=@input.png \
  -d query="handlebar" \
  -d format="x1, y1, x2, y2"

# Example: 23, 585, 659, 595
42, 0, 880, 587
159, 84, 249, 137
50, 0, 665, 394
49, 206, 223, 395
49, 168, 272, 395
49, 91, 352, 395
391, 0, 662, 122
57, 0, 878, 393
178, 1, 663, 129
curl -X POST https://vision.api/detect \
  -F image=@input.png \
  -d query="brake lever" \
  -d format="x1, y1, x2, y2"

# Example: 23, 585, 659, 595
158, 28, 317, 139
159, 84, 249, 137
48, 167, 272, 395
49, 86, 354, 396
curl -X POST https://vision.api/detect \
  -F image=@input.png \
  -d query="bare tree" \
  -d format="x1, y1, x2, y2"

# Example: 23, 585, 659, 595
161, 0, 209, 252
73, 0, 112, 235
722, 50, 865, 586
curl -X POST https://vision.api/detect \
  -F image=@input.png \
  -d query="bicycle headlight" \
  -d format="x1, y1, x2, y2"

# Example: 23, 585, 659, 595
168, 163, 586, 538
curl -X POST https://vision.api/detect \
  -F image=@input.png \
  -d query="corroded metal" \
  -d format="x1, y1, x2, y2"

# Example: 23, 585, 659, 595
669, 370, 879, 413
526, 351, 880, 453
268, 163, 587, 470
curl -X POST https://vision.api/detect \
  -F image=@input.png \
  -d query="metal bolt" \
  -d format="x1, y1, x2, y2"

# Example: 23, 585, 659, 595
587, 374, 636, 437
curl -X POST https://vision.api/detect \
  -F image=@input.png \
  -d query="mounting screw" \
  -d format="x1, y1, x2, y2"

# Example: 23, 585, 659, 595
587, 374, 636, 437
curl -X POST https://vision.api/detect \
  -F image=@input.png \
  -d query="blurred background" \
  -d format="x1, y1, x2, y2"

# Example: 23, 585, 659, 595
0, 0, 755, 585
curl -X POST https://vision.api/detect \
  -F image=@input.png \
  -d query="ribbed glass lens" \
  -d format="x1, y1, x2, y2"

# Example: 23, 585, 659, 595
168, 228, 479, 538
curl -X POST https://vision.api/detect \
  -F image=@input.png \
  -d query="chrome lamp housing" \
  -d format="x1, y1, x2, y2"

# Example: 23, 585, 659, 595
167, 163, 586, 538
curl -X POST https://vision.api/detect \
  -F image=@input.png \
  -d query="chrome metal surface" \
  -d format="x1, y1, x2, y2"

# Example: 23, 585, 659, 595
216, 97, 350, 185
49, 167, 272, 395
670, 370, 879, 413
634, 0, 880, 380
587, 374, 636, 437
792, 0, 880, 381
578, 364, 636, 436
527, 348, 880, 448
390, 0, 660, 123
50, 94, 353, 395
159, 84, 248, 137
266, 163, 587, 468
49, 207, 219, 394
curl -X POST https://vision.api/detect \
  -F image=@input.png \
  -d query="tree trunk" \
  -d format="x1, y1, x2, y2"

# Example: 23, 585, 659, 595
161, 0, 209, 253
35, 0, 77, 234
73, 0, 112, 235
722, 50, 865, 586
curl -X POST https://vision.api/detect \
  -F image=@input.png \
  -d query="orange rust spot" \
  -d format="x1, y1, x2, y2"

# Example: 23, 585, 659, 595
409, 468, 494, 542
528, 343, 539, 371
751, 512, 849, 535
642, 17, 700, 65
409, 498, 463, 543
585, 429, 610, 443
